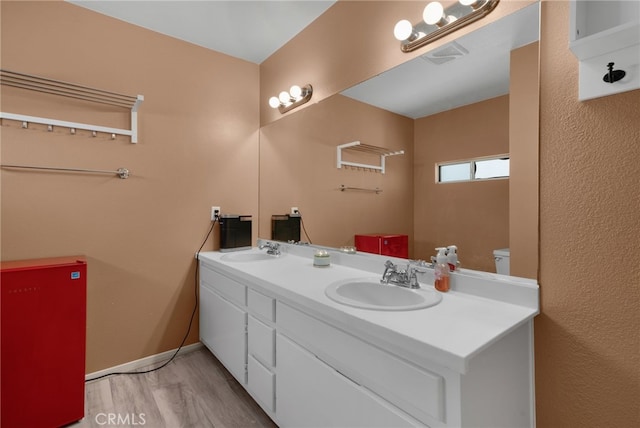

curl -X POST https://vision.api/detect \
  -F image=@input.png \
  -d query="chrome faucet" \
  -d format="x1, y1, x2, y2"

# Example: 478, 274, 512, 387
259, 241, 281, 256
380, 260, 426, 289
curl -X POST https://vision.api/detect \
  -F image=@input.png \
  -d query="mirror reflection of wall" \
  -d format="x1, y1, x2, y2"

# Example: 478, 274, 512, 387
259, 94, 414, 250
259, 3, 540, 277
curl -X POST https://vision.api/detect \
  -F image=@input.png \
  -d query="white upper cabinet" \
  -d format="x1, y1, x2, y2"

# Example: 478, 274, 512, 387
569, 0, 640, 100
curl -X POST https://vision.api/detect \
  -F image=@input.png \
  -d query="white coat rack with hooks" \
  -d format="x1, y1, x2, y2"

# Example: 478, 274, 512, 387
337, 141, 404, 174
0, 69, 144, 143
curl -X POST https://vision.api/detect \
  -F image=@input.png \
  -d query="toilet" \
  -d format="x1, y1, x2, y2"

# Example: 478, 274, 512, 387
493, 248, 510, 275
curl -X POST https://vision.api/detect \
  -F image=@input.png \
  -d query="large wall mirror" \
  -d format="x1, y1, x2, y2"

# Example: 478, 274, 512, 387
259, 2, 540, 277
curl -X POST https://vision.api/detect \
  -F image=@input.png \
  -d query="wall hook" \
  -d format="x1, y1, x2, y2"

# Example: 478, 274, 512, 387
603, 62, 626, 84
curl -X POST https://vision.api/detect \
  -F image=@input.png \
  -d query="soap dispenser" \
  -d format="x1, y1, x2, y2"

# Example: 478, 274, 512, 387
434, 247, 450, 292
447, 245, 459, 272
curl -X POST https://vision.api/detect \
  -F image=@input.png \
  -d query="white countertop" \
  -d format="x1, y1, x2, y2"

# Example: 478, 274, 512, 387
198, 243, 539, 374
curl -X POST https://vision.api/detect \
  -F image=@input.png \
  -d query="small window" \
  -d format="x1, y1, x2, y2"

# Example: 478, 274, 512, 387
437, 155, 509, 183
438, 162, 471, 182
475, 158, 510, 179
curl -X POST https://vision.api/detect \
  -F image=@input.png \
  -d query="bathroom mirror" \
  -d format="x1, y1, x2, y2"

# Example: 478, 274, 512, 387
258, 3, 539, 275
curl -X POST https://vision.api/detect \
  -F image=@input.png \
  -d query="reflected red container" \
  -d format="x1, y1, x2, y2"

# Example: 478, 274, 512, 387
354, 234, 408, 258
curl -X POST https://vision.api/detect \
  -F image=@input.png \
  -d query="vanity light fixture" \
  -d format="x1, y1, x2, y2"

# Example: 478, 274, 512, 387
394, 0, 500, 53
268, 84, 313, 114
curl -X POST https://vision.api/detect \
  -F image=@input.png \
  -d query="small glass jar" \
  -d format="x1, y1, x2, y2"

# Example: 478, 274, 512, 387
313, 250, 331, 267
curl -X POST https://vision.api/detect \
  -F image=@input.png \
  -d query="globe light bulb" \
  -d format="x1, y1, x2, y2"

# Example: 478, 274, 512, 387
393, 20, 414, 41
289, 85, 303, 99
269, 96, 280, 109
279, 91, 291, 104
459, 0, 481, 8
423, 2, 445, 26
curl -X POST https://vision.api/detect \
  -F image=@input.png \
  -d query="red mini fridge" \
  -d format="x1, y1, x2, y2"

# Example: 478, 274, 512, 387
355, 234, 409, 258
1, 256, 87, 427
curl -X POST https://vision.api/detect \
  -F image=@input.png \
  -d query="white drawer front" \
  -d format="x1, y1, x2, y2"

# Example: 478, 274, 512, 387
248, 315, 275, 367
247, 288, 275, 322
276, 333, 421, 427
277, 302, 445, 425
200, 263, 246, 307
248, 355, 275, 413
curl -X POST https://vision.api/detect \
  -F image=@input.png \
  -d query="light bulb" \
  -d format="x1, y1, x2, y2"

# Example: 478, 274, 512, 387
290, 85, 302, 99
279, 91, 291, 104
423, 2, 445, 26
393, 19, 414, 41
459, 0, 481, 8
269, 96, 280, 109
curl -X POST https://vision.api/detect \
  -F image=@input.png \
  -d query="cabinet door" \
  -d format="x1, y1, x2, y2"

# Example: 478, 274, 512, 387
200, 285, 247, 384
276, 334, 422, 428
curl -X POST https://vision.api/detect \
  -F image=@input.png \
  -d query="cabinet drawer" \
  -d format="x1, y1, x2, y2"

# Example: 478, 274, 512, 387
276, 333, 421, 427
248, 355, 275, 413
247, 288, 275, 322
277, 302, 445, 425
200, 263, 246, 307
248, 315, 275, 367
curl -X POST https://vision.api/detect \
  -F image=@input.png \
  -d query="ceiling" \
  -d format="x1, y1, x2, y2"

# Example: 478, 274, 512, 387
342, 2, 540, 118
68, 0, 336, 64
68, 1, 539, 118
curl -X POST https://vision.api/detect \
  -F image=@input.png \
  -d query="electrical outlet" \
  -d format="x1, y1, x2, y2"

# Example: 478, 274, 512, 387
211, 206, 221, 221
291, 207, 299, 215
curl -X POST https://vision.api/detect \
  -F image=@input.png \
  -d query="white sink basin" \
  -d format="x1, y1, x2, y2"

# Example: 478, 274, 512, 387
325, 278, 442, 311
220, 252, 283, 262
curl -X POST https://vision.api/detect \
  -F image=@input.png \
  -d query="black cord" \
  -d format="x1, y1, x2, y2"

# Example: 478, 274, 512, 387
299, 211, 313, 244
86, 219, 217, 382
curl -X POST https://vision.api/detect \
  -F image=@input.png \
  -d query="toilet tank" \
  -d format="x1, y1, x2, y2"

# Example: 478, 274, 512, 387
493, 248, 510, 275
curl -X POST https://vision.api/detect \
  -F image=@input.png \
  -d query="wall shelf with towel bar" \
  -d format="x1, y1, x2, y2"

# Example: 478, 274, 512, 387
337, 141, 404, 174
0, 69, 143, 143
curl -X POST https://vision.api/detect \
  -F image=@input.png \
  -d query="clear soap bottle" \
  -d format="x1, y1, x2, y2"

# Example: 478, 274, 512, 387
434, 247, 450, 292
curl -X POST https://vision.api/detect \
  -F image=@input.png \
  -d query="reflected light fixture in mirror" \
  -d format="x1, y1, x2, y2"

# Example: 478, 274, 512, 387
394, 0, 500, 52
268, 84, 313, 114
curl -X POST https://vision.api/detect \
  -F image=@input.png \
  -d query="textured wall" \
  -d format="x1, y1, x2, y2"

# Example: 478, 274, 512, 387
1, 1, 259, 372
536, 1, 640, 426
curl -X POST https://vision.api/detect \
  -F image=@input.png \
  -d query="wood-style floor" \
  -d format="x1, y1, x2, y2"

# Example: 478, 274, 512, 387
73, 348, 277, 428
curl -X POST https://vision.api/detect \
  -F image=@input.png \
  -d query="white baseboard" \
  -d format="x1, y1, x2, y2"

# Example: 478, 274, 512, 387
85, 342, 204, 382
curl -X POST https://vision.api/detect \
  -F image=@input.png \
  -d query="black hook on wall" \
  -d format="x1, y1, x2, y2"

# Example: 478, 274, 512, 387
603, 62, 626, 84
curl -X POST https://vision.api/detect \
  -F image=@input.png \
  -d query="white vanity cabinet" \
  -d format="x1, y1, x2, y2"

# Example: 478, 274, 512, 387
198, 262, 247, 384
198, 248, 538, 428
276, 301, 535, 428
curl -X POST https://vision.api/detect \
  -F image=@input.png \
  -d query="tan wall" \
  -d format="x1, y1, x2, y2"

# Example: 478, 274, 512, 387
509, 42, 539, 279
259, 94, 414, 251
0, 1, 259, 372
536, 1, 640, 426
261, 0, 536, 126
414, 96, 510, 272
